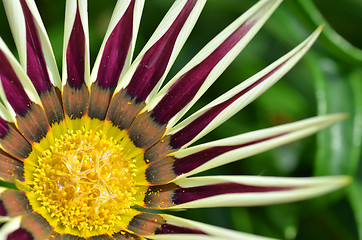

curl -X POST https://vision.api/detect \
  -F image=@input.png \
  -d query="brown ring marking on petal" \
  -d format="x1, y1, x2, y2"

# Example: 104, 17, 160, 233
106, 89, 145, 129
6, 228, 33, 240
48, 231, 62, 240
88, 84, 114, 120
63, 84, 89, 119
39, 88, 64, 125
88, 234, 113, 240
0, 119, 32, 160
143, 183, 177, 209
127, 212, 165, 236
143, 135, 173, 164
145, 156, 177, 185
113, 231, 142, 240
0, 189, 32, 217
21, 212, 53, 240
127, 111, 166, 149
0, 151, 25, 183
60, 234, 86, 240
16, 103, 49, 143
19, 0, 53, 93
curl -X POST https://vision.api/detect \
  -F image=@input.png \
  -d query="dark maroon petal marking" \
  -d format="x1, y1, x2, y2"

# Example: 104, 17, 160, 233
19, 0, 52, 93
66, 4, 85, 88
150, 21, 254, 125
155, 223, 207, 235
170, 61, 287, 149
96, 0, 135, 89
113, 231, 142, 240
0, 50, 32, 116
0, 117, 9, 139
7, 228, 33, 240
0, 199, 6, 216
174, 135, 282, 176
172, 183, 292, 205
126, 0, 197, 103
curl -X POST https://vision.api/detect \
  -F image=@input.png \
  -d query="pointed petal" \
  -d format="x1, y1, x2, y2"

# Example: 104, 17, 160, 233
0, 217, 23, 240
144, 0, 282, 128
127, 212, 274, 240
3, 0, 64, 125
0, 38, 49, 143
107, 0, 206, 129
168, 26, 323, 149
143, 175, 350, 209
127, 0, 282, 150
145, 114, 346, 184
62, 0, 90, 119
88, 0, 145, 120
2, 0, 61, 89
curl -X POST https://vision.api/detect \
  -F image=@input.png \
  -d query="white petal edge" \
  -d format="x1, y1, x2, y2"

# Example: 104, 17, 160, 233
3, 0, 62, 89
148, 214, 277, 240
90, 0, 145, 83
0, 216, 21, 240
62, 0, 90, 87
167, 175, 351, 208
0, 38, 42, 122
114, 0, 207, 99
168, 26, 323, 147
173, 113, 346, 178
144, 0, 282, 128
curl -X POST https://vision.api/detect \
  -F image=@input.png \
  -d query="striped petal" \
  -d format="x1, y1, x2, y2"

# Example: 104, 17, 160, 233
0, 38, 49, 143
145, 114, 346, 184
127, 0, 282, 149
167, 26, 323, 149
143, 175, 350, 209
126, 212, 274, 240
107, 0, 206, 129
3, 0, 63, 125
62, 0, 90, 119
0, 217, 23, 240
88, 0, 144, 120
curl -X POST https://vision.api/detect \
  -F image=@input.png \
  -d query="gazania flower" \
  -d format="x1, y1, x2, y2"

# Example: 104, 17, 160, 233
0, 0, 350, 239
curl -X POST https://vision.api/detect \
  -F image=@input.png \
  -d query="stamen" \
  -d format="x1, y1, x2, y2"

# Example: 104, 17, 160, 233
29, 124, 141, 236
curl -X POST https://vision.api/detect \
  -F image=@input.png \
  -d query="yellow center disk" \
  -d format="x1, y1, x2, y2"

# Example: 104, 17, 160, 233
24, 118, 147, 237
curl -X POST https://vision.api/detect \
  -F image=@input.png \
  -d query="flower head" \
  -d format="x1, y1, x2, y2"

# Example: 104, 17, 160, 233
0, 0, 350, 239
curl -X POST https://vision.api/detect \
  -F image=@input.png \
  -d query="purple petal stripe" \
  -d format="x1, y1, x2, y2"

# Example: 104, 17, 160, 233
66, 4, 85, 88
170, 60, 288, 149
6, 229, 33, 240
172, 182, 292, 205
155, 223, 207, 235
0, 117, 9, 139
174, 135, 284, 176
20, 0, 52, 93
0, 200, 6, 216
96, 0, 135, 89
150, 20, 254, 125
126, 0, 197, 103
0, 50, 32, 116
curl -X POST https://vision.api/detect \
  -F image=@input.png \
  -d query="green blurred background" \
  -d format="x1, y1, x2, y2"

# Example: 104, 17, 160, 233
0, 0, 361, 239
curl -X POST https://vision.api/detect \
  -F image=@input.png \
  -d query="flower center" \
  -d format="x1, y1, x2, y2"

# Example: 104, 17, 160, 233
30, 124, 141, 236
